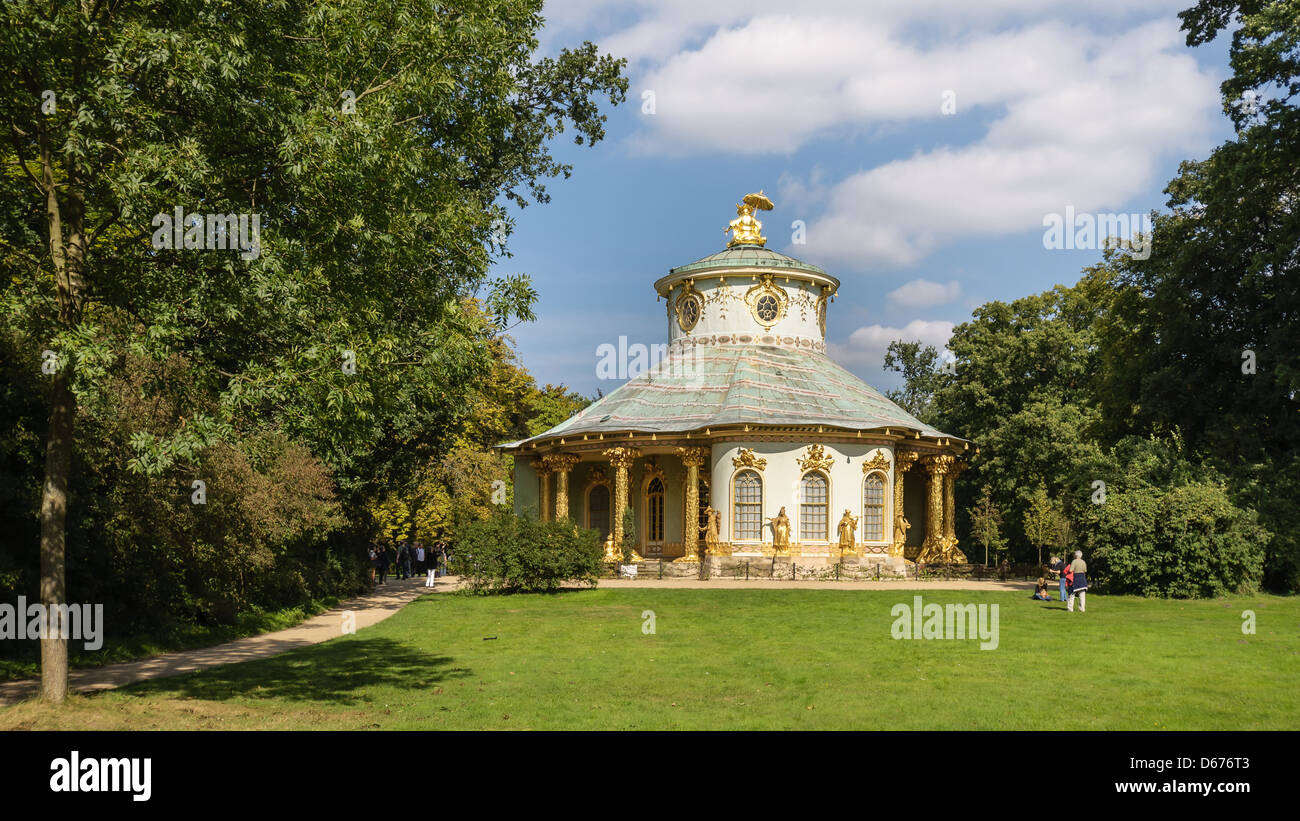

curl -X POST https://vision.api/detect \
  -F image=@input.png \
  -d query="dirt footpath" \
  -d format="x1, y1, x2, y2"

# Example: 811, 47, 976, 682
0, 576, 441, 706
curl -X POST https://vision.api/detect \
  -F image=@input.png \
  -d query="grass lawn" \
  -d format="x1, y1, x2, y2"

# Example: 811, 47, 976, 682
0, 597, 348, 681
2, 588, 1297, 730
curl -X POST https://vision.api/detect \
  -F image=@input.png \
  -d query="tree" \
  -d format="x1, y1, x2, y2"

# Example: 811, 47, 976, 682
1092, 0, 1300, 591
1022, 483, 1058, 566
0, 0, 626, 701
1051, 494, 1075, 563
967, 485, 1004, 567
882, 341, 947, 424
893, 279, 1109, 562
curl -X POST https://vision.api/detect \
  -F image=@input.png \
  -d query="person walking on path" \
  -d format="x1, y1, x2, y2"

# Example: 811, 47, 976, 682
425, 544, 437, 587
377, 542, 391, 585
1067, 551, 1088, 612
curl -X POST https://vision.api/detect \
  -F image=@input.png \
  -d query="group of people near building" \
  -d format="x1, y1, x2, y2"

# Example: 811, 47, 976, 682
368, 540, 450, 587
1032, 551, 1089, 612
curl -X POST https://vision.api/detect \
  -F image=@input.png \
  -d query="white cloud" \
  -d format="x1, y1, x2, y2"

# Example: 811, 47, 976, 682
605, 7, 1219, 268
829, 319, 954, 371
888, 279, 963, 308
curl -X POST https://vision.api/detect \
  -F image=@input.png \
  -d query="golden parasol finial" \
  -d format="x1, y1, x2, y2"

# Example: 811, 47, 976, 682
725, 190, 774, 247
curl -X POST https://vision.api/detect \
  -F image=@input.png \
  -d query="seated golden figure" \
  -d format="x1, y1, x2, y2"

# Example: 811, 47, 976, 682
725, 192, 773, 247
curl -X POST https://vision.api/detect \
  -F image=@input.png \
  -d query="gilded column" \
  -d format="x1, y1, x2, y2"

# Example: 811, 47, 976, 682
919, 454, 954, 563
944, 460, 969, 562
604, 446, 640, 552
549, 454, 580, 522
533, 458, 553, 522
891, 450, 919, 558
676, 447, 708, 562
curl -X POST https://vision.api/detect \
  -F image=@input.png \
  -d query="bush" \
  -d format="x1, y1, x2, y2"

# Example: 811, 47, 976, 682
1078, 481, 1267, 598
458, 510, 602, 594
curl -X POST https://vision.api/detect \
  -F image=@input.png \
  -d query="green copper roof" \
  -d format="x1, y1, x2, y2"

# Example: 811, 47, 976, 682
668, 245, 829, 278
501, 345, 964, 448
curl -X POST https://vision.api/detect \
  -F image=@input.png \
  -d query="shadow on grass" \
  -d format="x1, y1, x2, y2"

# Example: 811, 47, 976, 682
116, 638, 470, 706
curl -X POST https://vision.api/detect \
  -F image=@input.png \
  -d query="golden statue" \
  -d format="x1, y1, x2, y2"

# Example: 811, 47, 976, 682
837, 509, 859, 552
765, 506, 791, 550
725, 191, 774, 247
893, 512, 910, 549
701, 506, 721, 551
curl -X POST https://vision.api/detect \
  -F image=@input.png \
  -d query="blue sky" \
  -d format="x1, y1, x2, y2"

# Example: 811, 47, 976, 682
494, 1, 1236, 397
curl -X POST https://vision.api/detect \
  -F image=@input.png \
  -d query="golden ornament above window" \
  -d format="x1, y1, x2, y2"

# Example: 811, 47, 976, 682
745, 273, 786, 328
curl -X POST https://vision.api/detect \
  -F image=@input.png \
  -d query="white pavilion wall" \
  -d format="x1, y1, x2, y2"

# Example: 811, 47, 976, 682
711, 441, 894, 549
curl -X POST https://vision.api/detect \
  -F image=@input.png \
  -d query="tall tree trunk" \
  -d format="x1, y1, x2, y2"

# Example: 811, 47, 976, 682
38, 121, 84, 704
39, 370, 75, 702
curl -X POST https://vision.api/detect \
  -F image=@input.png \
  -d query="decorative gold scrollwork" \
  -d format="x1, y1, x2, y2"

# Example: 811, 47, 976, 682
731, 447, 768, 471
796, 443, 835, 473
861, 449, 890, 474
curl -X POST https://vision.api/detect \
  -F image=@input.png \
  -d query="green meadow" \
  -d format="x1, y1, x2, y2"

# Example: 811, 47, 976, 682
3, 589, 1296, 730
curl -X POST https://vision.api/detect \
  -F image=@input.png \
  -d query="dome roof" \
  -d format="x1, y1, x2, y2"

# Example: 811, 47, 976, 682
667, 244, 830, 279
499, 343, 965, 449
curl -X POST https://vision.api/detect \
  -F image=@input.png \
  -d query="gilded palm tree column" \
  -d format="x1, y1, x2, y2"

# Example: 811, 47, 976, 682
675, 447, 709, 562
944, 460, 968, 562
533, 458, 553, 522
549, 454, 580, 522
920, 454, 954, 562
892, 450, 919, 558
603, 446, 640, 551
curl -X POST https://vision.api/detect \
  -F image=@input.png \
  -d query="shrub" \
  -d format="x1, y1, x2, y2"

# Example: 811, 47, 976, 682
1078, 481, 1267, 597
458, 509, 602, 594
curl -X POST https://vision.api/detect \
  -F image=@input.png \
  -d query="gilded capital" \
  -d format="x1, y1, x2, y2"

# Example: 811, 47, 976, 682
923, 453, 956, 475
603, 446, 641, 470
532, 457, 554, 476
676, 446, 709, 469
544, 453, 580, 473
895, 450, 920, 472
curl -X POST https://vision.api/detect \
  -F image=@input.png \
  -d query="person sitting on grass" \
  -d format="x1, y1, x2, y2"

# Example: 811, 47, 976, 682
1031, 577, 1052, 601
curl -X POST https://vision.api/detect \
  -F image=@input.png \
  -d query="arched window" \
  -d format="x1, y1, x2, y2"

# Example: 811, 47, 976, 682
733, 470, 762, 540
800, 472, 829, 541
587, 484, 610, 540
863, 473, 886, 541
645, 477, 665, 544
